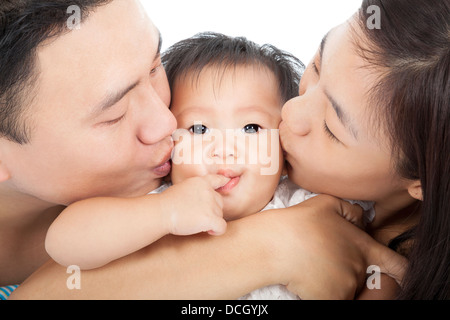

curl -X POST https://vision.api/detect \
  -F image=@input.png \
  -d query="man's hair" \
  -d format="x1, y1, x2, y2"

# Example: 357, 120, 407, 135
0, 0, 112, 144
162, 32, 305, 105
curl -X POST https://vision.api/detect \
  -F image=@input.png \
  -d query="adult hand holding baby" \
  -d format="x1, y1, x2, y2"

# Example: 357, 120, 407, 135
260, 195, 406, 299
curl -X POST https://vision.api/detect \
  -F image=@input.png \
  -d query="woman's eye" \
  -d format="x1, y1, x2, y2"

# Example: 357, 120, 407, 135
189, 124, 209, 135
323, 121, 341, 144
242, 124, 261, 134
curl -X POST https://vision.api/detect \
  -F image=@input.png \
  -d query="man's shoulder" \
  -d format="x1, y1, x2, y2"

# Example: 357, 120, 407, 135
0, 205, 64, 286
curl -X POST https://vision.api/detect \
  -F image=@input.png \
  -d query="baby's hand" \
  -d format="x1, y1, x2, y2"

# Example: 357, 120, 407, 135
339, 203, 365, 229
159, 175, 230, 236
307, 195, 367, 229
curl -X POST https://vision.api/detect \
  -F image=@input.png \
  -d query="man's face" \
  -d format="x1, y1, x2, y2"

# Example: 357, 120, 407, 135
0, 0, 176, 205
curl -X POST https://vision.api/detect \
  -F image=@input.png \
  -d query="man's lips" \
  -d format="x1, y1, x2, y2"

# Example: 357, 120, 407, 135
153, 160, 171, 176
152, 137, 175, 177
153, 152, 173, 176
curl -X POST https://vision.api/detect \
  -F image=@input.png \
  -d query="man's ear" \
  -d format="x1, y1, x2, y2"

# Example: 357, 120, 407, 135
407, 180, 423, 201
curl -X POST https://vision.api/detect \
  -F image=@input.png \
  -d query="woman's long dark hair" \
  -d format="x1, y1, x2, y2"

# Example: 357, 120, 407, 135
357, 0, 449, 299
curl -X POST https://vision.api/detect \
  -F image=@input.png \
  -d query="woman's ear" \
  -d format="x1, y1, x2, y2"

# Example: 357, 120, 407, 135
0, 143, 11, 182
0, 148, 11, 182
0, 162, 11, 182
407, 180, 423, 201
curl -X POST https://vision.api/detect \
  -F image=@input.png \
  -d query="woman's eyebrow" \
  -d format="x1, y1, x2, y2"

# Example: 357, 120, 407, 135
319, 32, 330, 68
317, 30, 359, 140
324, 90, 359, 140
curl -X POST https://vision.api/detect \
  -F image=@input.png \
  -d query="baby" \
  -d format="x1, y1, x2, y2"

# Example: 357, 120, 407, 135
162, 32, 304, 221
45, 32, 372, 300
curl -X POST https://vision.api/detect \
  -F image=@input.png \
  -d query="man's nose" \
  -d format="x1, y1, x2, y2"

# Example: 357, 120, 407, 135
136, 87, 177, 145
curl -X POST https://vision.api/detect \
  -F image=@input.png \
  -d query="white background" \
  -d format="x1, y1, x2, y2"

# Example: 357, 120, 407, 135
142, 0, 362, 63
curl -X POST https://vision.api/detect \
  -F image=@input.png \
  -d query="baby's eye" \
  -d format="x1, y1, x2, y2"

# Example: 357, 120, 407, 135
189, 124, 209, 135
242, 124, 261, 134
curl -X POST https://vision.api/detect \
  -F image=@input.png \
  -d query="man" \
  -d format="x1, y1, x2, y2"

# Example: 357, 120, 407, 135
1, 0, 394, 300
0, 0, 176, 287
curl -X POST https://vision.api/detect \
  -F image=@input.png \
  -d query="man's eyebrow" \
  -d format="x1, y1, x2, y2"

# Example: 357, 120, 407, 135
156, 31, 162, 59
91, 32, 162, 116
324, 90, 359, 140
91, 81, 140, 116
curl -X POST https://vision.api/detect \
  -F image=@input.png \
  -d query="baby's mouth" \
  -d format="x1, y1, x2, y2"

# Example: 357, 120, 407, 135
216, 176, 240, 194
216, 169, 241, 194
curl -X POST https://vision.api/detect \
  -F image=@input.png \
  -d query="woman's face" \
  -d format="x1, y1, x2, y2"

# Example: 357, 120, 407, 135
280, 19, 410, 204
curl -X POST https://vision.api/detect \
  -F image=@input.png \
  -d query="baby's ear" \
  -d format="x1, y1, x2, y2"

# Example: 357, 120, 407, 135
407, 180, 423, 201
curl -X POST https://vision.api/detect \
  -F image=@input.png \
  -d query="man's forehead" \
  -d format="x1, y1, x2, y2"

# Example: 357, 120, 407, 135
37, 0, 158, 66
35, 0, 160, 115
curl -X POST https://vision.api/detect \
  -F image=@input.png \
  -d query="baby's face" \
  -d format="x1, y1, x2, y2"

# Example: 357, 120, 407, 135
170, 65, 284, 220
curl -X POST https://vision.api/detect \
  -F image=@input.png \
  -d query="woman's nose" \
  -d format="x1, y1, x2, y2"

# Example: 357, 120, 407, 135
282, 96, 312, 136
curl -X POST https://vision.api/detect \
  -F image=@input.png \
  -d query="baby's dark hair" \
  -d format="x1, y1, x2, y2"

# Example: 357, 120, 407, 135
162, 32, 305, 104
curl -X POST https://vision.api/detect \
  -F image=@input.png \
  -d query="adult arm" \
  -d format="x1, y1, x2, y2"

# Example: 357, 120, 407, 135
11, 195, 401, 300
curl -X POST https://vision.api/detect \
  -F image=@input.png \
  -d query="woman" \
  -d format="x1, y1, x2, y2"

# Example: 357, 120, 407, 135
357, 0, 449, 299
280, 0, 448, 299
10, 0, 449, 299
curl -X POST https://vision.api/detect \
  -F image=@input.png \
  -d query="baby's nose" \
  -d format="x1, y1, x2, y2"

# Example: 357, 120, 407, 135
210, 130, 238, 159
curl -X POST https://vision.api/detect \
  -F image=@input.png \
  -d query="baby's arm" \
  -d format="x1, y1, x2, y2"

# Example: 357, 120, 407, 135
45, 175, 230, 270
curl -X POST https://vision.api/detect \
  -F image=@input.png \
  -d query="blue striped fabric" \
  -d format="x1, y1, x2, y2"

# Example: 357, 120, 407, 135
0, 285, 18, 300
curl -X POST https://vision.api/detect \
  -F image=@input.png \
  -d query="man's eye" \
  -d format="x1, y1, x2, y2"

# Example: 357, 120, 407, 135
189, 124, 209, 135
103, 114, 126, 126
150, 64, 161, 75
242, 124, 261, 134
